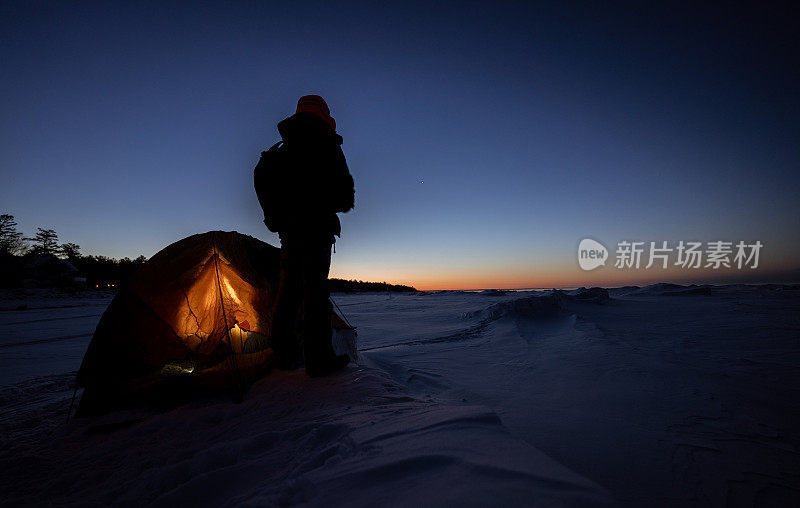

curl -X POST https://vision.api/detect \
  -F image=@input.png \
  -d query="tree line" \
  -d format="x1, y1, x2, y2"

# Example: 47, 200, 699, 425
0, 214, 147, 288
328, 278, 417, 293
1, 214, 417, 292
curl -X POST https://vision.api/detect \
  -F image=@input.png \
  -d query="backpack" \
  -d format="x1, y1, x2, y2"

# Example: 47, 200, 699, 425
253, 141, 290, 232
253, 135, 354, 234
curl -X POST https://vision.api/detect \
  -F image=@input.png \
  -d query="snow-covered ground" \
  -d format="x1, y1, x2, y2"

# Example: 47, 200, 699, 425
1, 285, 799, 506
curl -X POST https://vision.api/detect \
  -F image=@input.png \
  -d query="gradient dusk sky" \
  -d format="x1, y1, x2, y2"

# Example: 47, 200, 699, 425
1, 1, 798, 289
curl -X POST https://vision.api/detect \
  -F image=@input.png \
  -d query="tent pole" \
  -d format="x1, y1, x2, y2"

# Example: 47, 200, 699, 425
211, 232, 244, 403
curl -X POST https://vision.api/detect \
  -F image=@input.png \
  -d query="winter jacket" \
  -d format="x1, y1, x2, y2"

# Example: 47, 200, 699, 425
262, 111, 355, 242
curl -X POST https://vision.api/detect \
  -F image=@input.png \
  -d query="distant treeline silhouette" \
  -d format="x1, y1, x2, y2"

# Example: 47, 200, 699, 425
1, 214, 417, 291
0, 214, 147, 289
74, 256, 149, 288
329, 278, 417, 293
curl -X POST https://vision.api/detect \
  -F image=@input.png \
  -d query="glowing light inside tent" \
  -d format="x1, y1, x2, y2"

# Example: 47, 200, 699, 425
222, 277, 241, 305
204, 280, 217, 310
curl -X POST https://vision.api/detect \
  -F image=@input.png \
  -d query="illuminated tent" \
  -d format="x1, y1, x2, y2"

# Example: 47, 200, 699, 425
76, 231, 353, 415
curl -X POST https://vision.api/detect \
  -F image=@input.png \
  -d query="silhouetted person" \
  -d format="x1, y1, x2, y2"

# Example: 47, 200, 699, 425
255, 95, 354, 376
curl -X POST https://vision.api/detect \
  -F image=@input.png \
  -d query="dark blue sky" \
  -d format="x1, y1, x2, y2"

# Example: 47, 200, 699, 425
2, 1, 798, 288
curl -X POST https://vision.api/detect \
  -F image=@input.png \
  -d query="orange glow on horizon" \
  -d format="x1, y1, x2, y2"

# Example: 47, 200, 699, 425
332, 263, 799, 291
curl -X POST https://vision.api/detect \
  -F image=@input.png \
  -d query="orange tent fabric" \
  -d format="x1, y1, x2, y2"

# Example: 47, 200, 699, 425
76, 231, 350, 414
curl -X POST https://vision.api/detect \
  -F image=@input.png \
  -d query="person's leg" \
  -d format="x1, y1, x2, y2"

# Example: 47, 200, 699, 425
300, 237, 349, 376
270, 239, 302, 368
300, 240, 333, 358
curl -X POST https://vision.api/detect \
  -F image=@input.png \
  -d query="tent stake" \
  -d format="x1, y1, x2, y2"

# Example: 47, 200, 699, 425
65, 384, 78, 424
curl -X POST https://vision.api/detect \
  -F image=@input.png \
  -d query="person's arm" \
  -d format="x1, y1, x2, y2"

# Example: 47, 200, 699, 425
331, 145, 354, 213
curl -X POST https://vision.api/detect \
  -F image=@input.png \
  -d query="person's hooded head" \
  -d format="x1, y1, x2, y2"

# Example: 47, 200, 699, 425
296, 95, 336, 132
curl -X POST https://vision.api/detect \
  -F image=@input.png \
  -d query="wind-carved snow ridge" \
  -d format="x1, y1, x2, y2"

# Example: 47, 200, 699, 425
464, 292, 568, 321
0, 367, 614, 507
358, 319, 490, 352
360, 293, 576, 353
464, 288, 609, 321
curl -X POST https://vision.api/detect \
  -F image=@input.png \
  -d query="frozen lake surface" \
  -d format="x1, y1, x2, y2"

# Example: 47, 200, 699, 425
1, 285, 799, 506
